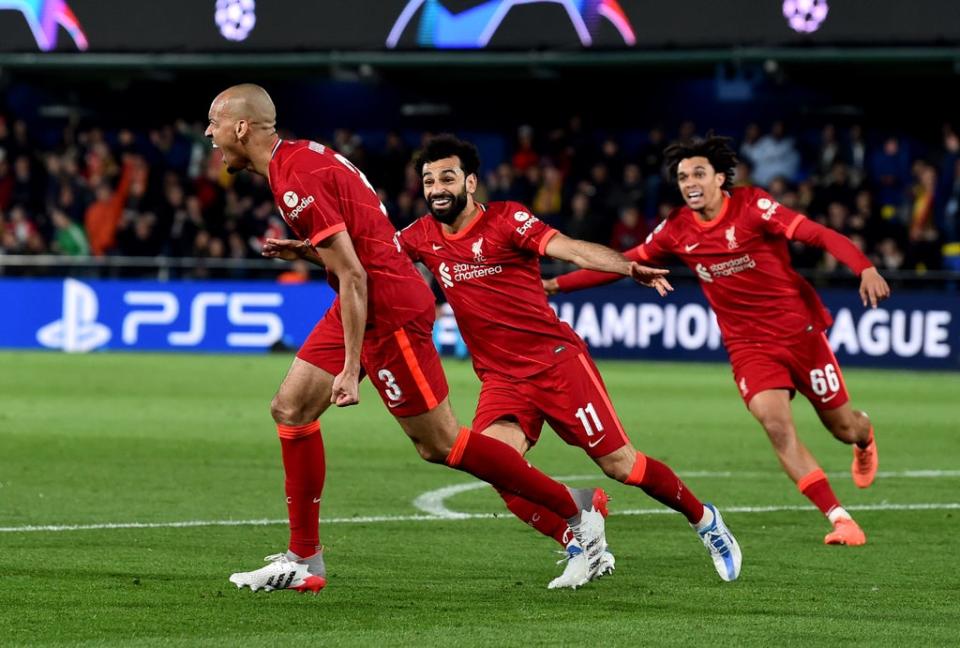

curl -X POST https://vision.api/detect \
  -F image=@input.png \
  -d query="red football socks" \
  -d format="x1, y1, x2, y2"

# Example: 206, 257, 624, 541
446, 428, 578, 519
497, 490, 571, 546
278, 421, 326, 558
626, 452, 705, 524
798, 468, 842, 517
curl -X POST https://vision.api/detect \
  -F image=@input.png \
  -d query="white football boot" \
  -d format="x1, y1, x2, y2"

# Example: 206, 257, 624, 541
228, 549, 327, 594
548, 539, 616, 590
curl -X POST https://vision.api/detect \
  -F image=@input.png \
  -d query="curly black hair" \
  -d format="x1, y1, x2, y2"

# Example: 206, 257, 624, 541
663, 134, 739, 191
414, 134, 481, 178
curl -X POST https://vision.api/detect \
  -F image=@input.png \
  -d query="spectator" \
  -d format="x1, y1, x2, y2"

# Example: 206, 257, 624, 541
373, 131, 410, 197
486, 162, 524, 202
936, 126, 960, 240
739, 122, 762, 170
942, 158, 960, 243
870, 136, 912, 218
11, 155, 42, 214
0, 150, 13, 210
532, 164, 564, 227
596, 136, 625, 179
875, 237, 905, 271
51, 208, 89, 256
815, 161, 856, 213
565, 192, 596, 242
843, 124, 868, 188
639, 126, 666, 219
609, 206, 648, 252
748, 121, 800, 187
607, 163, 644, 213
5, 204, 44, 253
907, 162, 940, 269
118, 212, 162, 258
815, 124, 841, 180
85, 158, 134, 257
511, 125, 539, 173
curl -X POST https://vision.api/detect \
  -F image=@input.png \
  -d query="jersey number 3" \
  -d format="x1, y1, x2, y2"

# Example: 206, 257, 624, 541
334, 153, 388, 216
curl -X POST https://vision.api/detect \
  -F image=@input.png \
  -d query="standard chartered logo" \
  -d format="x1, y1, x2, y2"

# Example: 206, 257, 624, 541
437, 261, 502, 288
439, 263, 454, 288
696, 255, 757, 283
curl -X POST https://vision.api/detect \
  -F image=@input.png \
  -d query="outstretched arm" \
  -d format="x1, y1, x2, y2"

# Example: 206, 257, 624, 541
790, 219, 891, 308
262, 237, 325, 266
543, 233, 672, 296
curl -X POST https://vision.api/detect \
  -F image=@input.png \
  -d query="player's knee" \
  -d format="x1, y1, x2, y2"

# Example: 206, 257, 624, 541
602, 460, 632, 483
596, 446, 636, 482
413, 440, 448, 463
270, 393, 310, 426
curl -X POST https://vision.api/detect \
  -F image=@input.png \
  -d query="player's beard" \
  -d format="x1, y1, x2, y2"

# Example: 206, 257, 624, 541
428, 188, 468, 225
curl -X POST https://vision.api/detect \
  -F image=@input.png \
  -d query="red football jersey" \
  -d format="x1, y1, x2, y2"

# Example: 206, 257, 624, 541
268, 139, 434, 331
559, 187, 834, 346
398, 201, 586, 379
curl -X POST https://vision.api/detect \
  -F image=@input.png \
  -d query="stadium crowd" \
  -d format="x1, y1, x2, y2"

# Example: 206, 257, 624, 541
1, 111, 958, 275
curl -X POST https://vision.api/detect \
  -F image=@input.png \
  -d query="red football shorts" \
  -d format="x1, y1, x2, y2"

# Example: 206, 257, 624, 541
297, 307, 448, 418
728, 331, 850, 411
473, 351, 629, 458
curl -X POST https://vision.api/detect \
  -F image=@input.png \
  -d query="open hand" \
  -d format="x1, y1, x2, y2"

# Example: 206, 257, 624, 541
629, 262, 673, 297
262, 238, 314, 262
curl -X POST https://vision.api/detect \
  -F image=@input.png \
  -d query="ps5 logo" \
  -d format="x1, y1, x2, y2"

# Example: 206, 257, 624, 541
0, 0, 88, 51
122, 290, 284, 347
386, 0, 636, 49
36, 278, 110, 352
36, 279, 285, 351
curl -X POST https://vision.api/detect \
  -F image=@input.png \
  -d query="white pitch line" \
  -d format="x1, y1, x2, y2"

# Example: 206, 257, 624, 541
614, 502, 960, 516
3, 470, 957, 534
0, 515, 446, 534
678, 470, 960, 479
1, 502, 958, 534
412, 470, 960, 519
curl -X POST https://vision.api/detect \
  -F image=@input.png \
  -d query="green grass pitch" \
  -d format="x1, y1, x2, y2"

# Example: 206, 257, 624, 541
1, 351, 958, 646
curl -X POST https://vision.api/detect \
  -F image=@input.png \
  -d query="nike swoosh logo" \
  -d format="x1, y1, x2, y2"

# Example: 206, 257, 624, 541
587, 435, 606, 449
685, 243, 700, 252
820, 393, 838, 403
387, 400, 405, 408
431, 244, 443, 251
313, 497, 322, 504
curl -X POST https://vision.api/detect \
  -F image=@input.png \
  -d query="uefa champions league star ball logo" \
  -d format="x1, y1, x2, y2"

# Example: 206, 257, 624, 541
782, 0, 828, 34
387, 0, 636, 49
215, 0, 256, 42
